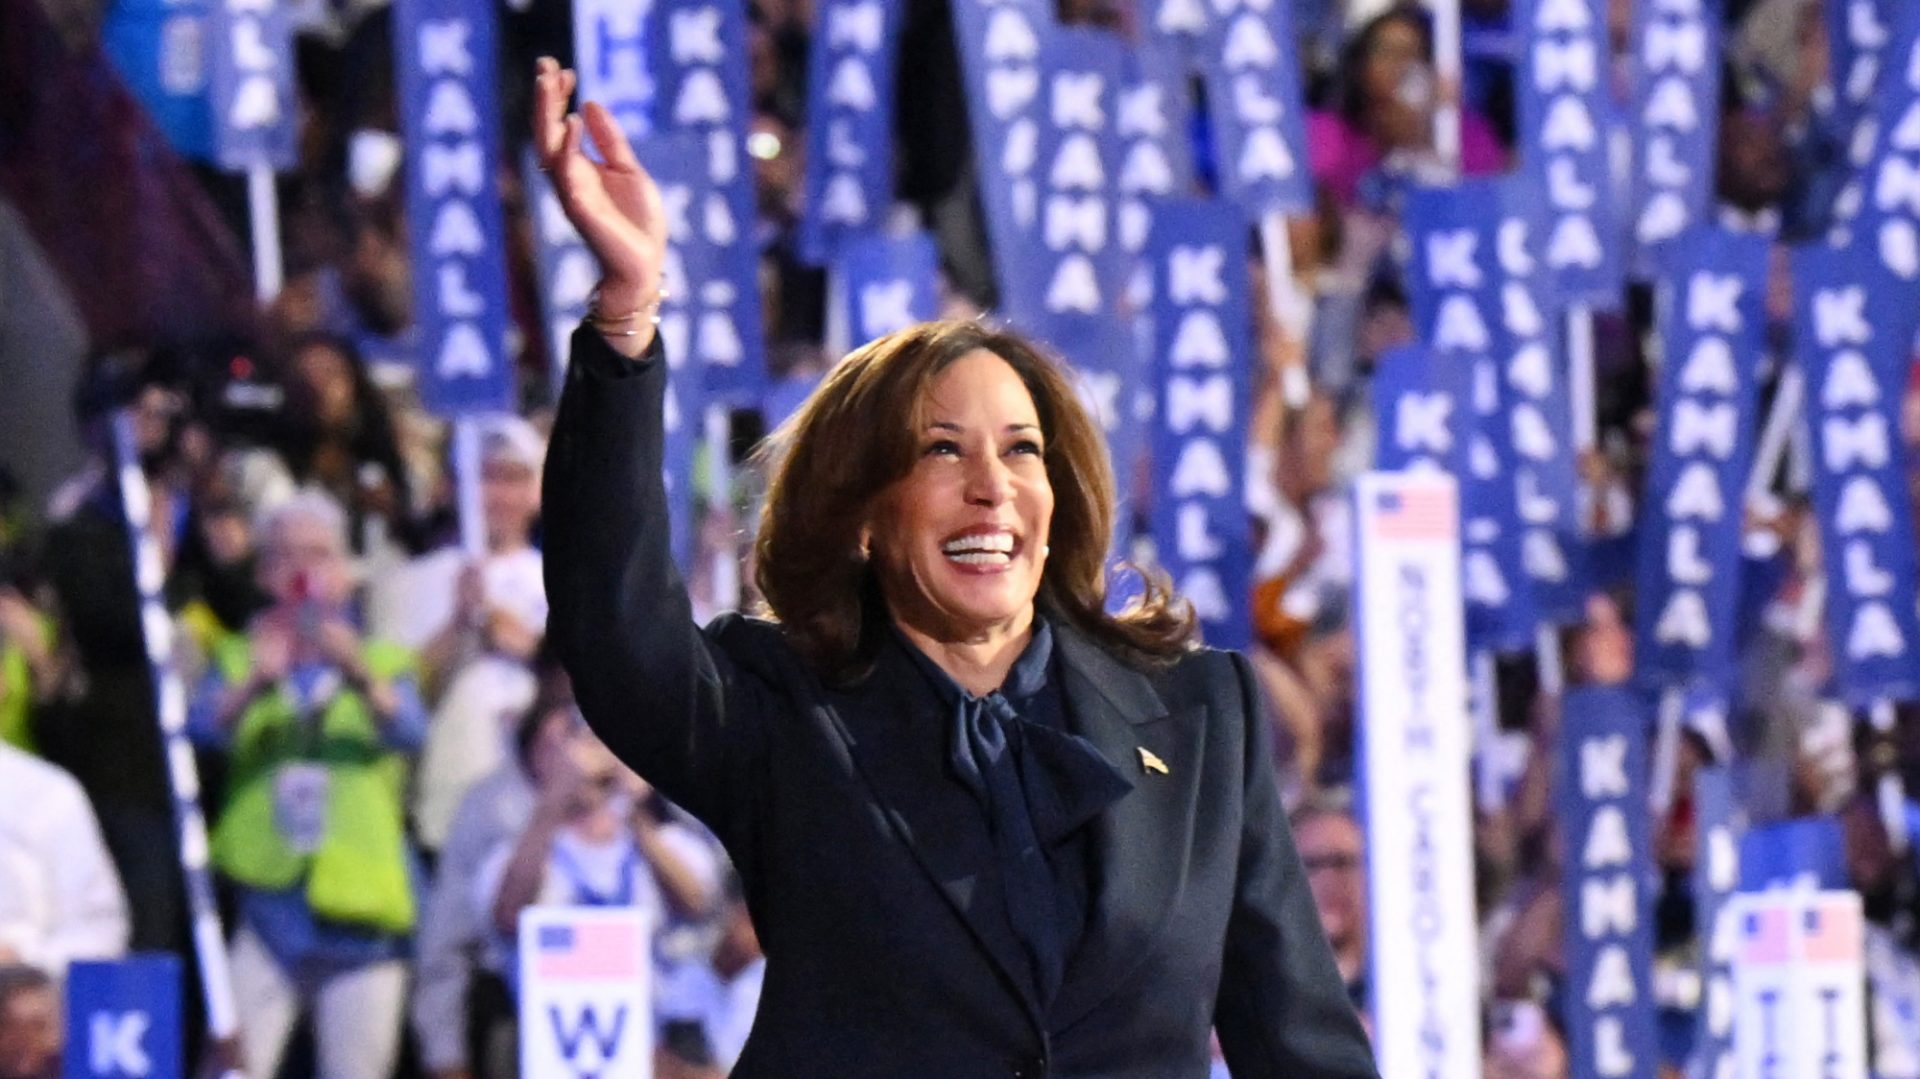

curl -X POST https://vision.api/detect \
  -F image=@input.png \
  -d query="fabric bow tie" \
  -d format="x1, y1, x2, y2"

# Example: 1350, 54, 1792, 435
928, 621, 1132, 1001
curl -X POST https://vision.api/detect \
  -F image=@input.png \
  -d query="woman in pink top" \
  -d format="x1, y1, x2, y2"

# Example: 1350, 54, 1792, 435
1307, 7, 1508, 208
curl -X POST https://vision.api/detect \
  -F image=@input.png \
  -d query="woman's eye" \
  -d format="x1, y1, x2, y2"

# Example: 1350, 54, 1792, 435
924, 440, 961, 457
1008, 439, 1043, 456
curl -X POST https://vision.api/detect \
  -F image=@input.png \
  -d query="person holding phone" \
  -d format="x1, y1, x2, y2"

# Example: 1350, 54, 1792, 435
189, 488, 425, 1079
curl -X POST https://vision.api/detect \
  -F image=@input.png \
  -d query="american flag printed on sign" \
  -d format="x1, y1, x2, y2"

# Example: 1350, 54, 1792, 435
1373, 486, 1456, 542
1741, 905, 1791, 965
1803, 898, 1864, 964
534, 921, 646, 980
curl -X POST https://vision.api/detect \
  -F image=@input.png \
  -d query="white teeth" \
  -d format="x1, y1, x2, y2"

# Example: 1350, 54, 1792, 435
947, 551, 1009, 565
941, 533, 1015, 555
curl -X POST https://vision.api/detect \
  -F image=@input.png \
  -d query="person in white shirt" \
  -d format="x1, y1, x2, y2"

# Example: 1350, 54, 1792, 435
0, 744, 130, 978
475, 715, 722, 1005
375, 416, 550, 852
411, 677, 567, 1079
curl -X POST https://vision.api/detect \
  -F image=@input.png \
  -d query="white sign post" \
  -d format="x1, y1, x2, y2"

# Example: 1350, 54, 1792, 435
519, 906, 655, 1079
1353, 471, 1482, 1079
1730, 890, 1868, 1079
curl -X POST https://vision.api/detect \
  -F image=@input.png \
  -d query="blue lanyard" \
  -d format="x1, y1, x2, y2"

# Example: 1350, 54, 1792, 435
550, 840, 641, 908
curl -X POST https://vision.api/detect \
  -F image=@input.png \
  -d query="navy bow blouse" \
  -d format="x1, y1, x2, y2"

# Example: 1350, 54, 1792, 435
897, 619, 1133, 1006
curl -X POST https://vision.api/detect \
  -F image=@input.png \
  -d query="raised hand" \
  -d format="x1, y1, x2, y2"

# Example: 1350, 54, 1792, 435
532, 57, 668, 355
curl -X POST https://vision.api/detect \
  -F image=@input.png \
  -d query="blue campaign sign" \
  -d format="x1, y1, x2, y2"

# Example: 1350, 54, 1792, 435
797, 0, 904, 264
1792, 244, 1920, 707
634, 133, 714, 574
1004, 27, 1129, 329
65, 956, 183, 1079
1827, 0, 1894, 160
1403, 179, 1537, 653
1136, 0, 1209, 71
100, 0, 215, 161
1116, 45, 1197, 259
1690, 764, 1742, 1079
1632, 228, 1768, 691
1739, 817, 1849, 891
836, 231, 939, 346
204, 0, 297, 170
1558, 686, 1658, 1079
1494, 177, 1584, 622
1372, 342, 1470, 476
649, 0, 766, 403
1834, 2, 1920, 283
573, 0, 655, 146
1147, 199, 1254, 650
393, 0, 516, 416
1195, 0, 1314, 215
1626, 0, 1722, 274
1516, 0, 1624, 308
951, 0, 1054, 307
1003, 27, 1143, 519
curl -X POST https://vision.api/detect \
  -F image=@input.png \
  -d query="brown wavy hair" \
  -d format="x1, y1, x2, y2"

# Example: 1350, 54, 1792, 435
753, 319, 1196, 682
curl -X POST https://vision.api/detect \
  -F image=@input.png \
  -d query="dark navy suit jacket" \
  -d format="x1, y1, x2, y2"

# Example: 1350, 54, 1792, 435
544, 327, 1379, 1078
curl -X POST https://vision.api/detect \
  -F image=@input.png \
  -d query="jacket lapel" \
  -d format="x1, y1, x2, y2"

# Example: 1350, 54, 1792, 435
822, 639, 1046, 1035
1049, 625, 1204, 1032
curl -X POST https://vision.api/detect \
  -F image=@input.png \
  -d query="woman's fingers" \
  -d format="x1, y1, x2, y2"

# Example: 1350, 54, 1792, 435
582, 101, 642, 173
532, 57, 570, 163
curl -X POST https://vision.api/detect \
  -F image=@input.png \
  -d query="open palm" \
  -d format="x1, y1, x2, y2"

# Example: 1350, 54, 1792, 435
532, 57, 668, 305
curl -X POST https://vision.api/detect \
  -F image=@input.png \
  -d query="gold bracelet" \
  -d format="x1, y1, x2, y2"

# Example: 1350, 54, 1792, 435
587, 285, 669, 328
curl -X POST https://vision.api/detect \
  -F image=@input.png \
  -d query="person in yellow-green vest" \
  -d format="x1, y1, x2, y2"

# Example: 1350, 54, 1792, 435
0, 586, 57, 754
188, 489, 426, 1079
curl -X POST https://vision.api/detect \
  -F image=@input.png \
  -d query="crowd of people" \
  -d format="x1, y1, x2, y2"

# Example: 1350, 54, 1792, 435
2, 0, 1917, 1075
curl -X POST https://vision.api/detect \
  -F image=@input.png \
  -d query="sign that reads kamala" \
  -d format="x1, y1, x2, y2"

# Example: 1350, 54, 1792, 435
1791, 244, 1920, 706
1632, 228, 1767, 690
650, 0, 765, 401
1559, 687, 1657, 1079
951, 0, 1052, 305
206, 0, 296, 170
394, 0, 515, 415
797, 0, 903, 264
1517, 0, 1623, 306
1493, 181, 1583, 621
573, 0, 654, 144
1626, 0, 1722, 270
1147, 199, 1253, 649
1353, 471, 1482, 1079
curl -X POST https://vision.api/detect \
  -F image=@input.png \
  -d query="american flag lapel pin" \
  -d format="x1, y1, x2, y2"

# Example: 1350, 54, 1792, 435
1138, 747, 1169, 775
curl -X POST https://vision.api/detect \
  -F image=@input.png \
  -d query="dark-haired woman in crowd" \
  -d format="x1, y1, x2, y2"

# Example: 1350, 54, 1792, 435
280, 332, 421, 554
532, 56, 1377, 1078
1308, 5, 1508, 208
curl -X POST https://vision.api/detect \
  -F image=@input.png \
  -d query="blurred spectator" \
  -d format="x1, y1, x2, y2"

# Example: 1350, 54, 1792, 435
1308, 5, 1509, 210
379, 417, 549, 855
0, 587, 56, 754
1484, 999, 1570, 1079
0, 967, 58, 1079
37, 348, 227, 953
476, 717, 724, 1059
1290, 798, 1368, 1010
700, 900, 765, 1072
279, 332, 421, 555
188, 490, 425, 1079
411, 672, 572, 1079
0, 742, 129, 977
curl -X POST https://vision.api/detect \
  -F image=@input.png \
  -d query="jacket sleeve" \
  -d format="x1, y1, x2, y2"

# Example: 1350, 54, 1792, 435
542, 325, 773, 841
1213, 651, 1379, 1078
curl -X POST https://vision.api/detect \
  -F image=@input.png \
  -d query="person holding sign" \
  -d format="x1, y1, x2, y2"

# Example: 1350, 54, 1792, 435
533, 57, 1377, 1078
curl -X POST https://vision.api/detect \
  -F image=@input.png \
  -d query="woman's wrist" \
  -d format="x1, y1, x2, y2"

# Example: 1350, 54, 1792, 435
591, 277, 662, 359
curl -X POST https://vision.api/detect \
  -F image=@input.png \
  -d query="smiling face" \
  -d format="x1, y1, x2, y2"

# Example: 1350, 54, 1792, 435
866, 349, 1054, 643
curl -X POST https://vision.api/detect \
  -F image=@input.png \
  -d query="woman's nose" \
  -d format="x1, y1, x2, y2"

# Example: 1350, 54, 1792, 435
964, 455, 1014, 505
